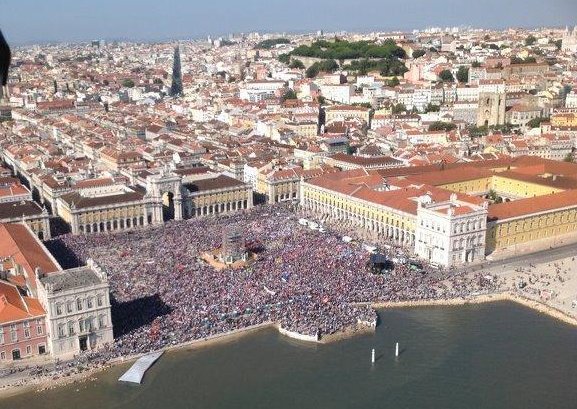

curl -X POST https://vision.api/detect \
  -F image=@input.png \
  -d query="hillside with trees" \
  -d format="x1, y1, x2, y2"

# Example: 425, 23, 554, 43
255, 38, 291, 49
290, 38, 406, 60
283, 38, 407, 77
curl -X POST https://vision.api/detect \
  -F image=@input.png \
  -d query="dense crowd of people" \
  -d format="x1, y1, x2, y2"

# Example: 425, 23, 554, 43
46, 203, 499, 360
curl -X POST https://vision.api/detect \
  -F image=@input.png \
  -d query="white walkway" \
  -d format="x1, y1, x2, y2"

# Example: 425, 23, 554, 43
118, 351, 164, 384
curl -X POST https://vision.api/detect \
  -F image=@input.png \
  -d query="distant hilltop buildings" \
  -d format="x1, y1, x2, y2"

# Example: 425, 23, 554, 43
562, 26, 577, 53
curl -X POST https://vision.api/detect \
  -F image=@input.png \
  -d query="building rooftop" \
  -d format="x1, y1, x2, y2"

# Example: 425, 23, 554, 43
0, 281, 45, 324
184, 174, 246, 193
0, 223, 60, 278
488, 189, 577, 221
59, 186, 146, 209
0, 201, 44, 220
39, 266, 104, 293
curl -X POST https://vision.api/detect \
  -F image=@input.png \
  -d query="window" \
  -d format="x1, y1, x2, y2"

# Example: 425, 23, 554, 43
58, 324, 65, 338
87, 298, 93, 309
37, 324, 43, 335
10, 325, 17, 342
98, 315, 106, 329
76, 299, 83, 311
67, 302, 73, 313
68, 321, 75, 336
56, 304, 63, 315
0, 352, 4, 360
24, 329, 30, 339
0, 329, 3, 344
79, 320, 85, 333
26, 345, 31, 355
38, 345, 46, 355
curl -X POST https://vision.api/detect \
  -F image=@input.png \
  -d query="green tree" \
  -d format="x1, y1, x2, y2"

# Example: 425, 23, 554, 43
281, 89, 298, 102
391, 103, 406, 114
488, 189, 503, 203
122, 79, 135, 88
289, 59, 305, 69
305, 60, 339, 78
412, 49, 426, 58
472, 61, 481, 68
424, 103, 440, 113
527, 117, 544, 128
524, 35, 537, 46
554, 39, 562, 50
387, 76, 400, 87
428, 121, 457, 132
255, 38, 291, 49
468, 125, 489, 137
277, 54, 291, 64
305, 65, 319, 78
564, 152, 573, 162
438, 69, 454, 82
456, 66, 469, 83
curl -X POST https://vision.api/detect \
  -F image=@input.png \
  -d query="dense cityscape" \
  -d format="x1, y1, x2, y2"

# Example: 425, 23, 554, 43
1, 17, 577, 406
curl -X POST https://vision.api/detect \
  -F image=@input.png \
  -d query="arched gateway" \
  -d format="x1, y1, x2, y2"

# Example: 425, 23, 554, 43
146, 165, 184, 225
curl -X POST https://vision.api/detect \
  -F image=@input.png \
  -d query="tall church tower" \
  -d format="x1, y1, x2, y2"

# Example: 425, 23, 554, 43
561, 26, 577, 53
477, 93, 506, 127
169, 45, 183, 97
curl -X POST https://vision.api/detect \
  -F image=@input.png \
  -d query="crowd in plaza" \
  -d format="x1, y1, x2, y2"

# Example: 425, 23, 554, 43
46, 203, 500, 360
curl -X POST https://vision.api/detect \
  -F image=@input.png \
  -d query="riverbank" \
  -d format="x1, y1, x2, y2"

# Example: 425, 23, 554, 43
0, 321, 340, 399
0, 322, 274, 399
2, 291, 577, 400
373, 292, 577, 327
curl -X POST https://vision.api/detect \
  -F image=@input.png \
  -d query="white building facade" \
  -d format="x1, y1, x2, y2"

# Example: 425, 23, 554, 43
415, 194, 488, 267
36, 259, 114, 358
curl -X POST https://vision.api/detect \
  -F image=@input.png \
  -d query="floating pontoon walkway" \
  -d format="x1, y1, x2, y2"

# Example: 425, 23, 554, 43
118, 351, 164, 384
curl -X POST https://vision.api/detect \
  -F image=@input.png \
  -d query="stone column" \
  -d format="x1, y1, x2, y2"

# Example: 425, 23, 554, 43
174, 198, 183, 221
70, 215, 78, 236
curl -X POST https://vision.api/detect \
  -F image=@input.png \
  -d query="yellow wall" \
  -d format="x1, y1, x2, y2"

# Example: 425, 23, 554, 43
75, 204, 145, 224
438, 177, 492, 194
491, 175, 563, 199
486, 207, 577, 252
551, 114, 577, 128
302, 184, 416, 233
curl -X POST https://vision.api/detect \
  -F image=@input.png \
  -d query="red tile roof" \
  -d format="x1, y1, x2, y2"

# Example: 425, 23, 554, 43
0, 223, 60, 278
488, 189, 577, 221
0, 281, 45, 324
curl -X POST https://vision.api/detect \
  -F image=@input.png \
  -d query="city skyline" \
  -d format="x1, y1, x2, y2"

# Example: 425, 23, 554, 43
0, 0, 576, 45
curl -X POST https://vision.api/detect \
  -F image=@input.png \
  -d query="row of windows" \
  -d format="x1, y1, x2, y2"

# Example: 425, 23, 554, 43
304, 190, 411, 228
57, 315, 107, 338
452, 219, 484, 234
55, 295, 104, 316
498, 212, 577, 236
0, 320, 43, 344
0, 344, 46, 360
453, 235, 484, 249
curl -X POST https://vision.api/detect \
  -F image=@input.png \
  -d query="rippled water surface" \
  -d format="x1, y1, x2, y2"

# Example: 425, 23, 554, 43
2, 302, 577, 409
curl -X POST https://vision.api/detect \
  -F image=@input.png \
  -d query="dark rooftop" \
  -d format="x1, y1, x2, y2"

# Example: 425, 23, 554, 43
39, 266, 103, 292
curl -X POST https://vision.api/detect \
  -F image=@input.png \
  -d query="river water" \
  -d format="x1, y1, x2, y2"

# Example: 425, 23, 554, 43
2, 302, 577, 409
